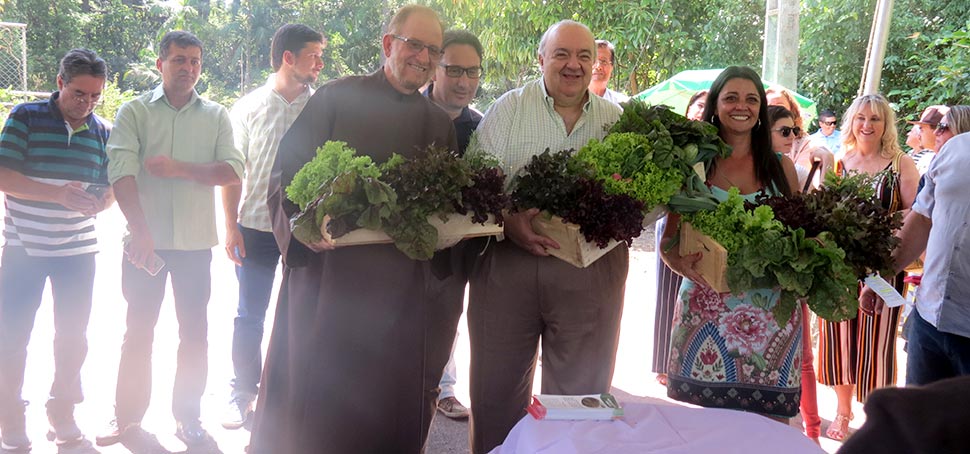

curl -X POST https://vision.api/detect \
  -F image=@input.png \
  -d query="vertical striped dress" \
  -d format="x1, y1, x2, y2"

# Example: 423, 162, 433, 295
653, 217, 683, 374
816, 153, 906, 401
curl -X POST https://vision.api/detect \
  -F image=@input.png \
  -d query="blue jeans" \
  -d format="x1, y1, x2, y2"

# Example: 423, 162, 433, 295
231, 226, 280, 398
115, 249, 212, 424
0, 247, 95, 415
906, 310, 970, 385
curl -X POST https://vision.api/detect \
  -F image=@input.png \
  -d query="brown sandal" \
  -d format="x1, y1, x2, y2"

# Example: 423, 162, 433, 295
825, 413, 853, 440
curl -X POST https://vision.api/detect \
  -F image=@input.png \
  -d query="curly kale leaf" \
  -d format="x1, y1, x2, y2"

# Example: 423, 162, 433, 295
286, 141, 381, 210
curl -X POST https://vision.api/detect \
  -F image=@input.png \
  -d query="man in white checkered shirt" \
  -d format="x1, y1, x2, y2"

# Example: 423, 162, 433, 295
219, 24, 326, 430
465, 20, 626, 454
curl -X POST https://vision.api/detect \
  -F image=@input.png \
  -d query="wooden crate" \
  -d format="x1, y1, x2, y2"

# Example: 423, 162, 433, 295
530, 213, 622, 268
679, 222, 730, 293
321, 213, 502, 250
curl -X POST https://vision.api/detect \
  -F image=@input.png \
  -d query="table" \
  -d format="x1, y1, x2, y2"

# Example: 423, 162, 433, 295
490, 402, 825, 454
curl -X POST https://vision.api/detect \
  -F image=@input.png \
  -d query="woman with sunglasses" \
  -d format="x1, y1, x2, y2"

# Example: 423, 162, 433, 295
933, 105, 970, 153
817, 94, 919, 441
660, 67, 802, 422
767, 87, 833, 190
767, 105, 822, 443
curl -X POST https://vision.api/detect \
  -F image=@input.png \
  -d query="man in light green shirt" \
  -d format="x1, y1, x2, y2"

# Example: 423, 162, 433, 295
98, 30, 243, 449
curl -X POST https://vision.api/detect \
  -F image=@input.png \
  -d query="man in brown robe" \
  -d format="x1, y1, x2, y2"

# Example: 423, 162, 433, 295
250, 5, 459, 453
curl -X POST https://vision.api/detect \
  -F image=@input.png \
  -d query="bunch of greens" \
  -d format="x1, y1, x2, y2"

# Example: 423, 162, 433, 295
685, 188, 859, 324
575, 132, 683, 208
287, 142, 508, 260
511, 149, 645, 247
609, 100, 732, 173
750, 170, 902, 280
286, 141, 382, 211
607, 101, 731, 214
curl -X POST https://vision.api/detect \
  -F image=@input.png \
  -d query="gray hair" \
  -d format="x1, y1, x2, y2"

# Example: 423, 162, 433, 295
58, 48, 107, 84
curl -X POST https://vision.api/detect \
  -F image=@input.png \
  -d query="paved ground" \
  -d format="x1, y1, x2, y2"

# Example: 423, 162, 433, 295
9, 205, 904, 453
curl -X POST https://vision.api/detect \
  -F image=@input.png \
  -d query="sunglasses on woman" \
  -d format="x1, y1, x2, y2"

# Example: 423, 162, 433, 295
772, 126, 802, 137
936, 122, 950, 132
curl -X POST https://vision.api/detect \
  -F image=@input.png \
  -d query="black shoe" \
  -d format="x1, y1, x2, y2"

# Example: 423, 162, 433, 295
46, 400, 83, 446
94, 419, 138, 447
174, 421, 208, 447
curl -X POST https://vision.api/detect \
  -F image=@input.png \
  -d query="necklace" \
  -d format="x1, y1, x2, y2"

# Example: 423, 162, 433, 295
718, 171, 739, 189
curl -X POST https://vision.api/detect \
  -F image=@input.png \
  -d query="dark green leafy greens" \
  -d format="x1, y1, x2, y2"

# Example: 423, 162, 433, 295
287, 142, 508, 260
511, 149, 645, 247
686, 187, 859, 325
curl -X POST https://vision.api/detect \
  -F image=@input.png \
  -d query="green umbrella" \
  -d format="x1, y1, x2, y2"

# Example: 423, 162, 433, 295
634, 68, 817, 123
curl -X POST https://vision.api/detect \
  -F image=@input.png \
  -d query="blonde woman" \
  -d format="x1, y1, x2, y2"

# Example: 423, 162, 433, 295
817, 94, 919, 440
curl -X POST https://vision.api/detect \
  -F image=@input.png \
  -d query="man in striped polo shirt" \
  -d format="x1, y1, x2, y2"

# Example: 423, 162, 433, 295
0, 48, 111, 452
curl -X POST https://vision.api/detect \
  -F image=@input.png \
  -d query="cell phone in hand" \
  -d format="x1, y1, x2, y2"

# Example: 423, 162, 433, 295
86, 184, 110, 198
123, 243, 166, 276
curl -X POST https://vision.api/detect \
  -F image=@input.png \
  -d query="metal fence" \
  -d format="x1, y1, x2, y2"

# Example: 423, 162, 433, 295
0, 22, 26, 91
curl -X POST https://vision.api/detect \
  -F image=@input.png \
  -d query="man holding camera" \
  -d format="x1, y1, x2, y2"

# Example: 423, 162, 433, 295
0, 48, 112, 452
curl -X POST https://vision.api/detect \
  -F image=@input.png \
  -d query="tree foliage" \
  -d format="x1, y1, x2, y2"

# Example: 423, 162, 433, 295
0, 0, 965, 124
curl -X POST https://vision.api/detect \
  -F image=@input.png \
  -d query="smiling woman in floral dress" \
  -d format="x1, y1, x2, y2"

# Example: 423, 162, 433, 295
660, 66, 802, 420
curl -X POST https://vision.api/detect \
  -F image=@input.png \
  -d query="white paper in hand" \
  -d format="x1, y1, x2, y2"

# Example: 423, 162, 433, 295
864, 274, 908, 308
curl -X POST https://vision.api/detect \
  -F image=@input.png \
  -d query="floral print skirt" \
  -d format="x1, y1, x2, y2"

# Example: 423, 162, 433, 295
666, 280, 802, 418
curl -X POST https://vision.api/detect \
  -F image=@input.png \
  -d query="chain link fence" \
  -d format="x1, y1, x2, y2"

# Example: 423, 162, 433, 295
0, 22, 26, 91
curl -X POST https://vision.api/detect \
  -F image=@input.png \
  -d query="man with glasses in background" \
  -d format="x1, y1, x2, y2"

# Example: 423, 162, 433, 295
0, 48, 111, 452
422, 28, 484, 421
810, 108, 841, 158
251, 5, 458, 453
588, 39, 628, 105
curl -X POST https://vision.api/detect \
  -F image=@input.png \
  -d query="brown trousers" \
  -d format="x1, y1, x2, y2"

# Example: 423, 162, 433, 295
467, 240, 628, 454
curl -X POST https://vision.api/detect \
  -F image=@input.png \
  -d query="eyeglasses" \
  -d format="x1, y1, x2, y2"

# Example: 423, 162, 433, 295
936, 122, 950, 132
72, 93, 101, 106
772, 126, 802, 137
820, 120, 837, 126
390, 34, 442, 60
438, 64, 483, 79
594, 59, 612, 67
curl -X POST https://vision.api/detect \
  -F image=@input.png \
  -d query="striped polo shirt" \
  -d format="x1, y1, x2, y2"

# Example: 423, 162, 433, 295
0, 92, 111, 256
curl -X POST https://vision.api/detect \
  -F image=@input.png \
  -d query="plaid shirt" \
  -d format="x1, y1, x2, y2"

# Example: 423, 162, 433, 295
231, 75, 313, 232
469, 78, 620, 178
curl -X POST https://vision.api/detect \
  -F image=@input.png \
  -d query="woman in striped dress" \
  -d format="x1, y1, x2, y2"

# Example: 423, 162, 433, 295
652, 90, 707, 385
817, 94, 919, 440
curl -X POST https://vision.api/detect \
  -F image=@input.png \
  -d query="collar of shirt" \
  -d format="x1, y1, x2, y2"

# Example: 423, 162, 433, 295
149, 83, 200, 110
539, 80, 592, 113
263, 73, 313, 105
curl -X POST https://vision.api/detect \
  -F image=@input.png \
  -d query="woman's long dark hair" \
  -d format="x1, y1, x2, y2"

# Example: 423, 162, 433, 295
701, 66, 792, 197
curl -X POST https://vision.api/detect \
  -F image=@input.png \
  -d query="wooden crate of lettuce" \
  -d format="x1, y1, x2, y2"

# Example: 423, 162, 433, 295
321, 212, 501, 250
678, 221, 729, 292
287, 141, 508, 260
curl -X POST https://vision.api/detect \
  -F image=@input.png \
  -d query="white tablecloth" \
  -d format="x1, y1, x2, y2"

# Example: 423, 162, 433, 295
490, 402, 825, 454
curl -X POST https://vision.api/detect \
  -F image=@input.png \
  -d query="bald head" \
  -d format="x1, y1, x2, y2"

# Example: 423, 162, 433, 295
537, 20, 595, 107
